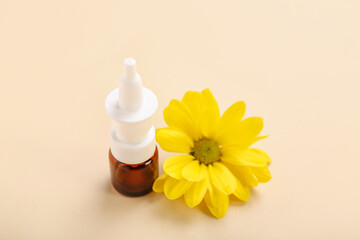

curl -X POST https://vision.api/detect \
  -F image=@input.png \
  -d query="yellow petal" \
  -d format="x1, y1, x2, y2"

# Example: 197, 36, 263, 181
221, 135, 269, 152
201, 88, 220, 117
184, 177, 209, 208
165, 99, 201, 139
257, 148, 272, 165
217, 117, 264, 147
227, 164, 259, 187
254, 135, 269, 142
164, 177, 192, 200
251, 148, 272, 165
182, 160, 208, 182
218, 101, 246, 133
233, 178, 250, 201
156, 128, 193, 153
251, 167, 272, 183
206, 180, 216, 206
221, 148, 269, 167
204, 186, 229, 219
208, 162, 236, 194
164, 155, 194, 179
153, 174, 168, 192
181, 91, 205, 121
198, 107, 220, 138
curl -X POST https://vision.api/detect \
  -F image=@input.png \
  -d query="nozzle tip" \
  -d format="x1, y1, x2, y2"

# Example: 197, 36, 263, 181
123, 58, 136, 80
124, 58, 136, 67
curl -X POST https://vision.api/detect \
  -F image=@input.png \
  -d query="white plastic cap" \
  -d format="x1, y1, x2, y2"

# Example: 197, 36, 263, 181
105, 58, 158, 164
110, 127, 156, 164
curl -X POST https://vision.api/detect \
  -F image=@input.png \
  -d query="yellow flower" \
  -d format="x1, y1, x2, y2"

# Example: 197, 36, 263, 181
153, 89, 271, 219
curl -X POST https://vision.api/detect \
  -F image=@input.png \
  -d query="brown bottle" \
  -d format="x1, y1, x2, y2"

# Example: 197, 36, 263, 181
105, 58, 158, 197
109, 147, 158, 197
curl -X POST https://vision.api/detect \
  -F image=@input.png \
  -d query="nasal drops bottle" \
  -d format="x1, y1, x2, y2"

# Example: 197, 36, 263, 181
105, 58, 158, 197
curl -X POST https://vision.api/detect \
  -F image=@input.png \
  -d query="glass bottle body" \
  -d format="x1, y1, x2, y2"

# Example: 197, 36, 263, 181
109, 147, 158, 197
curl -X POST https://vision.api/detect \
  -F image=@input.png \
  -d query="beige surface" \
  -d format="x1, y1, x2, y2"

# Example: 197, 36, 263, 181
1, 0, 360, 239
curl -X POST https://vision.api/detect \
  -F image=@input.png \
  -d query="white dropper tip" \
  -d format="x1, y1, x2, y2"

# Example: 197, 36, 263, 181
123, 58, 136, 80
118, 58, 144, 112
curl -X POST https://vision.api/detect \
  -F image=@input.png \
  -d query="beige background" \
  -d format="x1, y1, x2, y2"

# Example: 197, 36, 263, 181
1, 0, 360, 239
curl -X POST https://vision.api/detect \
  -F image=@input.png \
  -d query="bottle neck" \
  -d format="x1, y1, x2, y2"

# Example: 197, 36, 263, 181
110, 126, 156, 164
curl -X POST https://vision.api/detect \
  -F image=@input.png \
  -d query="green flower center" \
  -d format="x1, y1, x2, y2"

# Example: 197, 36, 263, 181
191, 138, 221, 165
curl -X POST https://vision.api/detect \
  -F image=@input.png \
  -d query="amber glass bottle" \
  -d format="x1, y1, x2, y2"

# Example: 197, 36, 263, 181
109, 147, 158, 197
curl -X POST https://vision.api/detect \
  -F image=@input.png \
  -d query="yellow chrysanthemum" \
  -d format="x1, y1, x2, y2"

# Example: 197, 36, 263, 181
153, 89, 271, 219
